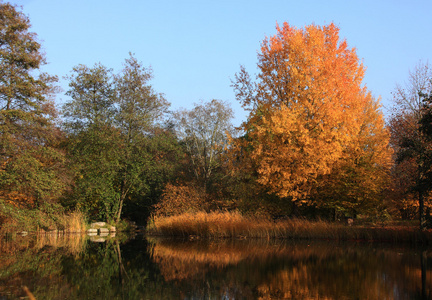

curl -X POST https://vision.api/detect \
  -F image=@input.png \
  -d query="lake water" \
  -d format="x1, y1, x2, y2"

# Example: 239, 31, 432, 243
0, 234, 431, 299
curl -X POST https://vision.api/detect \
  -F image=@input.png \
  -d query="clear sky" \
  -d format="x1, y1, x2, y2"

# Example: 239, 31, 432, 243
8, 0, 432, 125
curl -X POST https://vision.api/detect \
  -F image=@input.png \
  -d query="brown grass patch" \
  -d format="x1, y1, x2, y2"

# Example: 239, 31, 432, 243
147, 211, 432, 243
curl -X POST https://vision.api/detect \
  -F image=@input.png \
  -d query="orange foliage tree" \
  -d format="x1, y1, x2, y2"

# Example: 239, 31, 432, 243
312, 98, 392, 217
231, 23, 391, 214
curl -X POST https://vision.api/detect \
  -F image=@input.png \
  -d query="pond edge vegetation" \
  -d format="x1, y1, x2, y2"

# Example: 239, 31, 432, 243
147, 211, 432, 244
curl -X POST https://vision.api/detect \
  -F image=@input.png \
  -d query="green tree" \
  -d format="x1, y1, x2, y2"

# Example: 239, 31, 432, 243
62, 63, 120, 221
113, 54, 170, 223
63, 55, 174, 223
0, 3, 66, 207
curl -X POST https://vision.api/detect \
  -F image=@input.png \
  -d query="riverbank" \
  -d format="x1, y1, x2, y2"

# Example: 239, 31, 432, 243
147, 211, 432, 244
0, 201, 131, 236
0, 206, 87, 236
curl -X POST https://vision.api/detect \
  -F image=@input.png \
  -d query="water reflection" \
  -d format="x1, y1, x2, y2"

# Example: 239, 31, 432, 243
149, 238, 432, 299
0, 235, 431, 299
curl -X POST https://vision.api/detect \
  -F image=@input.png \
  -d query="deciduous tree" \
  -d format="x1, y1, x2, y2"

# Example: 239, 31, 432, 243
312, 99, 391, 218
389, 61, 432, 228
62, 63, 121, 220
396, 88, 432, 229
63, 55, 173, 223
173, 99, 234, 190
231, 23, 391, 212
0, 3, 66, 207
113, 54, 170, 223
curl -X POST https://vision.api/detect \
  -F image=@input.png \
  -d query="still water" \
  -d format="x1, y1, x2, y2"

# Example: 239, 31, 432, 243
0, 234, 431, 299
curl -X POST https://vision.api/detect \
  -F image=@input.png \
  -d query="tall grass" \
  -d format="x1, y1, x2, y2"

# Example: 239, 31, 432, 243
147, 210, 432, 243
58, 210, 87, 233
0, 201, 87, 235
33, 209, 87, 234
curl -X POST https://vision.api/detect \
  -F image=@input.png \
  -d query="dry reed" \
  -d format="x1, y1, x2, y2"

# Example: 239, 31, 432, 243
62, 210, 87, 233
147, 211, 432, 243
34, 210, 87, 235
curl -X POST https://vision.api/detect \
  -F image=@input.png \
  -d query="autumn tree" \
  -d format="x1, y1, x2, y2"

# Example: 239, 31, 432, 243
231, 23, 391, 213
311, 98, 391, 219
418, 90, 432, 189
0, 3, 66, 207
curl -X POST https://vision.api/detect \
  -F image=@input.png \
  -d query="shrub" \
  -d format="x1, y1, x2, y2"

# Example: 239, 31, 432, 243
153, 183, 208, 217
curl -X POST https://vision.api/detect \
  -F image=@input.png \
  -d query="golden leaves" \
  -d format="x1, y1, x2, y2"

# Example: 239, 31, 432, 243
232, 22, 391, 203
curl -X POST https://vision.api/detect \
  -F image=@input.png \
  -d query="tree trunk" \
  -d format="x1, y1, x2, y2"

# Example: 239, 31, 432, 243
419, 191, 427, 230
115, 176, 128, 224
115, 195, 124, 224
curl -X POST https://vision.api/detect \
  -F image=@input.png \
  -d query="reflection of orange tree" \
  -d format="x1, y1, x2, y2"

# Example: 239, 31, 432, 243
150, 239, 245, 281
149, 238, 432, 299
257, 266, 332, 300
258, 249, 432, 300
257, 264, 396, 300
148, 238, 356, 281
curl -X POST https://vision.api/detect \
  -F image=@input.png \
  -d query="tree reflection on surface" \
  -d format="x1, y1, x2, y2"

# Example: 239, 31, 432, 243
0, 235, 431, 299
149, 238, 432, 299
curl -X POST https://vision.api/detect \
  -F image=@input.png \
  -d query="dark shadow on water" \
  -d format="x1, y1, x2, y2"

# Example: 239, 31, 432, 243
0, 234, 431, 299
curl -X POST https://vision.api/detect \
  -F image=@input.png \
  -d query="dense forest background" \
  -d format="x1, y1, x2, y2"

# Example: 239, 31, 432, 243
1, 3, 431, 231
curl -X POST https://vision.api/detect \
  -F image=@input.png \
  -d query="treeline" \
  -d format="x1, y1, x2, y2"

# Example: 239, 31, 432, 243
0, 3, 431, 230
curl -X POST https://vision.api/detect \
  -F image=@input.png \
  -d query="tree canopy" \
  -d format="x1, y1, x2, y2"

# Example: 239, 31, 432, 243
173, 99, 234, 190
62, 54, 177, 223
388, 62, 432, 226
0, 2, 66, 207
231, 23, 391, 213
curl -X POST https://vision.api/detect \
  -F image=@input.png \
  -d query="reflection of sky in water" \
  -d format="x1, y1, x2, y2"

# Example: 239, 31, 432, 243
0, 236, 431, 299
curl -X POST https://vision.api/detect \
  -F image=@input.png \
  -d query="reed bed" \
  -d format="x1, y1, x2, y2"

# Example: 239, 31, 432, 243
63, 211, 87, 233
147, 211, 432, 243
36, 210, 87, 234
0, 205, 87, 235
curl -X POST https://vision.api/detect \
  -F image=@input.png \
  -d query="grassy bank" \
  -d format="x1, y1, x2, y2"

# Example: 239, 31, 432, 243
0, 201, 87, 235
147, 211, 432, 244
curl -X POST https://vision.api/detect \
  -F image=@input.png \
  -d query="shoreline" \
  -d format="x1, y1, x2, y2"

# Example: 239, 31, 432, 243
147, 211, 432, 244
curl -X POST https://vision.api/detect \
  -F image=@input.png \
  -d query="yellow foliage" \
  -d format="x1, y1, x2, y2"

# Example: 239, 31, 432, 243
231, 22, 391, 204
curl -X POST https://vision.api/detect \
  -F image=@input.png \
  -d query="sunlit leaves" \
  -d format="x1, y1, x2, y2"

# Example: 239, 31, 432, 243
0, 3, 65, 207
62, 54, 172, 222
231, 22, 391, 209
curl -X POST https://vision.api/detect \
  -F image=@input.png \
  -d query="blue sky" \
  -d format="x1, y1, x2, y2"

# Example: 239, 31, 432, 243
9, 0, 432, 125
